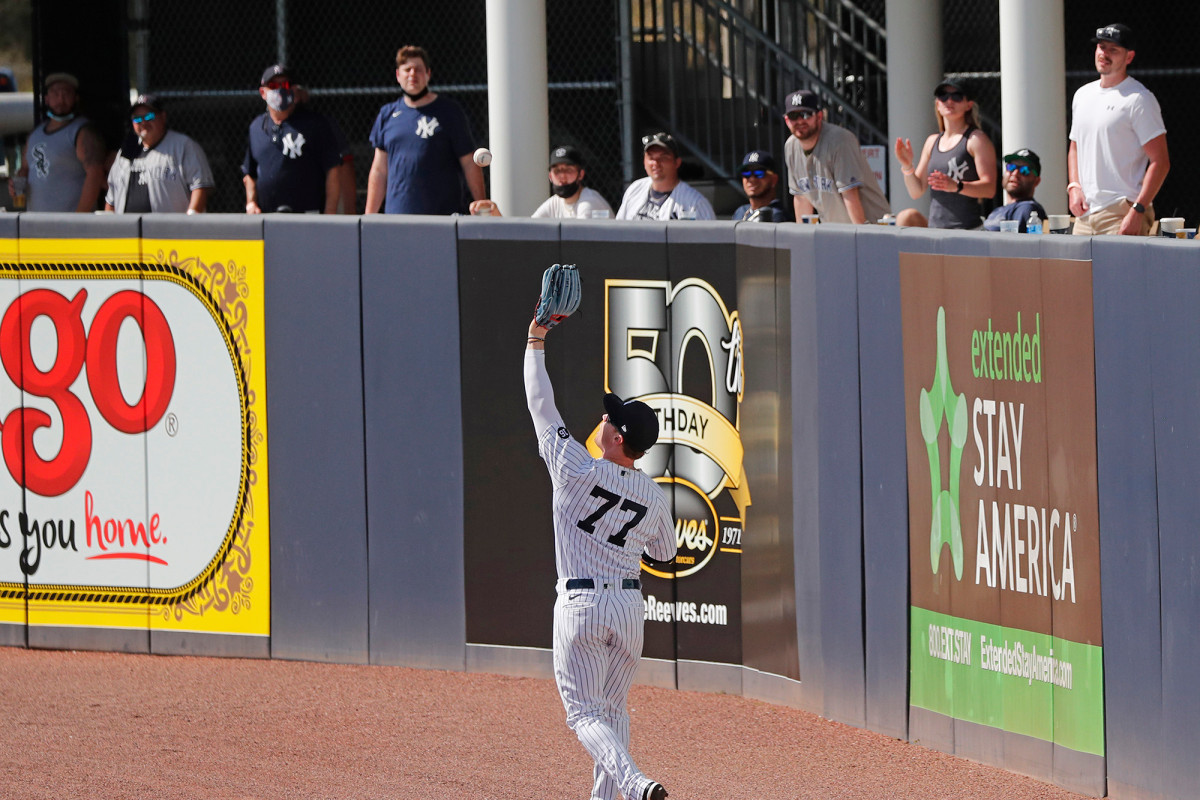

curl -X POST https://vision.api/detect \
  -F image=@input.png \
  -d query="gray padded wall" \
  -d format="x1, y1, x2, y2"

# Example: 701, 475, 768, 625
1146, 239, 1200, 800
854, 226, 911, 740
264, 216, 369, 663
360, 217, 466, 671
778, 224, 866, 723
1091, 236, 1163, 800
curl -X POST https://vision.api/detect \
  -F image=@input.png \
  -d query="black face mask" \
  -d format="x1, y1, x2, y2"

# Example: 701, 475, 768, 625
553, 180, 580, 198
401, 86, 429, 101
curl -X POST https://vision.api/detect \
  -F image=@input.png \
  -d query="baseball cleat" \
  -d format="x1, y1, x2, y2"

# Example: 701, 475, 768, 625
643, 782, 668, 800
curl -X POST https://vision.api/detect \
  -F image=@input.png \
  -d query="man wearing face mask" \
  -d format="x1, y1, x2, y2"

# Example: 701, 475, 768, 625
243, 65, 345, 214
104, 94, 214, 214
531, 145, 613, 219
10, 72, 107, 212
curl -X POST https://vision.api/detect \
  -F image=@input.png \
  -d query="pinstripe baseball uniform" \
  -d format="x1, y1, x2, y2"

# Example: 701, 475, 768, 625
525, 349, 675, 800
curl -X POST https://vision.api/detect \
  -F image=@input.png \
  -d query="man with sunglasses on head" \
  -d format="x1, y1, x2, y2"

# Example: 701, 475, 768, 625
983, 149, 1047, 233
732, 150, 790, 222
105, 94, 214, 214
1068, 23, 1168, 236
243, 65, 345, 214
783, 89, 889, 224
615, 132, 715, 221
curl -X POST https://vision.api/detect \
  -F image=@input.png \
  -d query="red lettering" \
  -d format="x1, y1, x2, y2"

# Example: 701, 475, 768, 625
81, 491, 168, 565
85, 490, 104, 549
0, 288, 178, 497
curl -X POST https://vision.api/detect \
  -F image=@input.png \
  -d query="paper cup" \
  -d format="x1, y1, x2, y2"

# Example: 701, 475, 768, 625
1048, 214, 1071, 234
800, 214, 820, 224
1159, 217, 1185, 236
999, 219, 1020, 233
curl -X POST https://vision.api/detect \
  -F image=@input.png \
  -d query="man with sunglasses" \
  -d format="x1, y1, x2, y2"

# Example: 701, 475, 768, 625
1068, 23, 1168, 236
243, 65, 345, 214
615, 132, 715, 221
104, 94, 214, 214
782, 89, 889, 224
983, 149, 1047, 233
731, 150, 790, 222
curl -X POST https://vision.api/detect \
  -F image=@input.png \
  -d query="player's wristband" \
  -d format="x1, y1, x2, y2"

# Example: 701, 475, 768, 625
1067, 182, 1082, 193
527, 337, 545, 342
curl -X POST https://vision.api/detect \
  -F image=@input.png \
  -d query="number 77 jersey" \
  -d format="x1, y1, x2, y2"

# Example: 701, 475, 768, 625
538, 425, 675, 581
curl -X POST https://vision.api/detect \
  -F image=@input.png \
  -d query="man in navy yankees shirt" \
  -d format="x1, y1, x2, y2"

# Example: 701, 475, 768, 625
243, 64, 344, 214
525, 314, 675, 800
365, 45, 491, 215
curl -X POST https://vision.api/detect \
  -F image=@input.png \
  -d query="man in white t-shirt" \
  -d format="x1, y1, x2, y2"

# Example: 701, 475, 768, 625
615, 132, 715, 221
531, 145, 613, 219
1068, 23, 1169, 236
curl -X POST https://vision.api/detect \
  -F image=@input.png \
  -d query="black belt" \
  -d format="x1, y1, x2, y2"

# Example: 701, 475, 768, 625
565, 578, 640, 590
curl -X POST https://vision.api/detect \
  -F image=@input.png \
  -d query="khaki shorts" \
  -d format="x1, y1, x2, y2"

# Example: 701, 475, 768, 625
1072, 200, 1155, 236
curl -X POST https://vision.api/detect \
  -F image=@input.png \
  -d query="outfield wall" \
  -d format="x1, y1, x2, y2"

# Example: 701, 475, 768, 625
1, 214, 1198, 799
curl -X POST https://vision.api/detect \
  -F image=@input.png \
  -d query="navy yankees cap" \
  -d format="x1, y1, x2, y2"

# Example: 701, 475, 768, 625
130, 93, 163, 113
261, 63, 293, 85
603, 393, 659, 454
1092, 23, 1134, 50
549, 145, 584, 168
784, 89, 821, 112
739, 149, 778, 173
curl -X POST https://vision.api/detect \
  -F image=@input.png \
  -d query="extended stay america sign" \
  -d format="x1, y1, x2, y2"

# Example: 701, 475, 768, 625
899, 254, 1104, 759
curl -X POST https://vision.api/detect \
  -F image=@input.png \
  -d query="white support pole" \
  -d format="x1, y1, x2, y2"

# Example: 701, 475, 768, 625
485, 0, 549, 217
885, 0, 943, 214
1000, 0, 1067, 215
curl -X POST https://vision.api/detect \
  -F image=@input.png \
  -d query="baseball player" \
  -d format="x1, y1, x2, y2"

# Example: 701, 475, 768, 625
525, 312, 675, 800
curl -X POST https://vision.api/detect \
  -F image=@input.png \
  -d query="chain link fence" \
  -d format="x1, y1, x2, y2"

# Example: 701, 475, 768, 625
138, 0, 624, 213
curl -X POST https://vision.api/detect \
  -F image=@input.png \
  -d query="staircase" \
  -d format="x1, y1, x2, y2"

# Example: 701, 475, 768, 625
629, 0, 888, 191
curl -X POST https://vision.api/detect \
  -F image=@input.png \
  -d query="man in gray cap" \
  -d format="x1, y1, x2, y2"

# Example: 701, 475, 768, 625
782, 88, 889, 224
1068, 23, 1169, 235
10, 72, 107, 211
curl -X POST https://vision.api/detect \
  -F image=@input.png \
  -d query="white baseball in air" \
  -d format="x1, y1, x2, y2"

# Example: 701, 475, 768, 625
473, 147, 493, 167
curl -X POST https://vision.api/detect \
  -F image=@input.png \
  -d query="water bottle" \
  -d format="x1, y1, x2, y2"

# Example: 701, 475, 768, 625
1026, 210, 1042, 234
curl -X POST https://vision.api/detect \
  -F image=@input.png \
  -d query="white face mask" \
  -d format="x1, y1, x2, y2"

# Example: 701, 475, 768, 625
265, 88, 294, 112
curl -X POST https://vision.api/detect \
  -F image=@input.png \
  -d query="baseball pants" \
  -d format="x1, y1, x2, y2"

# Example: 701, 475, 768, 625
553, 585, 653, 800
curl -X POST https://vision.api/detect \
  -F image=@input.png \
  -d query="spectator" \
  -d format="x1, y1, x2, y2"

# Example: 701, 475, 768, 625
783, 89, 889, 224
11, 72, 106, 212
1068, 23, 1168, 236
894, 79, 997, 228
732, 149, 790, 222
983, 149, 1048, 232
292, 83, 358, 212
531, 145, 613, 219
615, 132, 715, 220
104, 94, 214, 214
365, 45, 489, 215
243, 64, 345, 214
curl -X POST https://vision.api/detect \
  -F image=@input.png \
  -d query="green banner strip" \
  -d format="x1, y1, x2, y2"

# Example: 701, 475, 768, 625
909, 606, 1105, 756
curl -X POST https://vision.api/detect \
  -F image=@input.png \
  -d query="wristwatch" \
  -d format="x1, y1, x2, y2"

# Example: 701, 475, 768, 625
1131, 201, 1146, 214
955, 179, 964, 193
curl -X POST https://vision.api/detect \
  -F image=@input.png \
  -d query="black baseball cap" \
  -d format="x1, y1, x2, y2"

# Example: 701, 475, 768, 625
784, 89, 821, 112
549, 145, 584, 168
934, 78, 971, 99
641, 132, 679, 156
603, 393, 659, 454
130, 93, 163, 113
1003, 148, 1041, 175
1092, 23, 1134, 50
739, 150, 778, 173
261, 64, 293, 85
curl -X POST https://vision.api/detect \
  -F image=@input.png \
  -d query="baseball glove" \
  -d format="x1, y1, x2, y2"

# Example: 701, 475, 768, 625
533, 263, 581, 329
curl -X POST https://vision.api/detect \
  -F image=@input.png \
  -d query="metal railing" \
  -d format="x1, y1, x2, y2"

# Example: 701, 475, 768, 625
629, 0, 887, 190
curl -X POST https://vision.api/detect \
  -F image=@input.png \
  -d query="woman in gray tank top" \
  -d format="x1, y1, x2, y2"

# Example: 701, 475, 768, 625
893, 79, 997, 229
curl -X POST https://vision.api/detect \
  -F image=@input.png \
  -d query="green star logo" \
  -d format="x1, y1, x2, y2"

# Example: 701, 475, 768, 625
919, 306, 966, 580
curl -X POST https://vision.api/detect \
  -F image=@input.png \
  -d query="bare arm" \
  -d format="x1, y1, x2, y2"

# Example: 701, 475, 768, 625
243, 174, 261, 213
337, 161, 356, 214
460, 154, 491, 215
793, 194, 815, 220
323, 166, 339, 215
841, 186, 867, 224
896, 135, 935, 199
75, 126, 107, 212
365, 149, 388, 213
187, 187, 208, 214
1120, 133, 1169, 236
960, 130, 997, 199
1067, 140, 1087, 218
